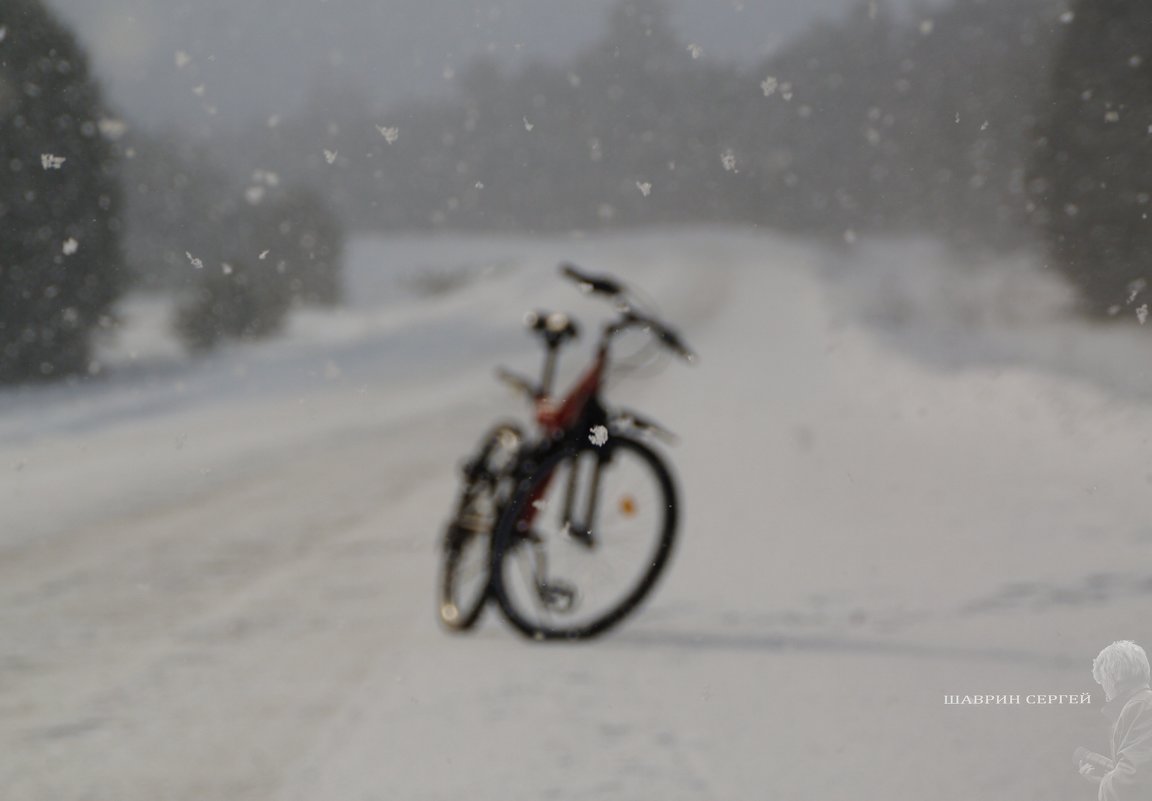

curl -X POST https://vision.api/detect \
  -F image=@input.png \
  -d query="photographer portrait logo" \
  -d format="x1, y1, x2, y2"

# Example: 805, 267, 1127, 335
1075, 641, 1152, 800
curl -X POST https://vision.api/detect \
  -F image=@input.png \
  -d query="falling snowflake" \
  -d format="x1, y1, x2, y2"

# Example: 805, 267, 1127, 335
780, 82, 794, 101
1128, 279, 1146, 304
475, 181, 484, 189
761, 76, 778, 97
919, 19, 935, 35
62, 238, 78, 255
251, 169, 279, 187
266, 114, 281, 128
258, 250, 270, 260
687, 43, 704, 60
40, 154, 66, 170
245, 186, 265, 205
523, 116, 534, 132
954, 112, 961, 124
636, 181, 652, 197
192, 84, 206, 96
721, 149, 737, 172
185, 251, 204, 269
221, 263, 234, 275
97, 118, 128, 140
1139, 305, 1149, 325
589, 425, 609, 447
1105, 110, 1120, 123
0, 26, 7, 43
324, 149, 338, 164
376, 125, 399, 144
175, 50, 191, 68
980, 120, 989, 131
1059, 10, 1074, 24
532, 499, 548, 510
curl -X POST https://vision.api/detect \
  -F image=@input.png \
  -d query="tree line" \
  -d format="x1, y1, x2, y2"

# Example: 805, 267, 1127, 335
2, 0, 1148, 384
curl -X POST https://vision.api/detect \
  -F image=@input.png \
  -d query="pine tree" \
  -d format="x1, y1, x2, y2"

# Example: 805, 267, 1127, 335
0, 0, 125, 382
1030, 0, 1152, 316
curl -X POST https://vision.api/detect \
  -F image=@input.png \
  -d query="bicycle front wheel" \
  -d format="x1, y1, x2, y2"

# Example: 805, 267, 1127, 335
491, 434, 678, 640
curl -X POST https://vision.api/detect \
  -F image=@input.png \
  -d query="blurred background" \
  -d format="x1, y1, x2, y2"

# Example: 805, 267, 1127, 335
2, 0, 1151, 799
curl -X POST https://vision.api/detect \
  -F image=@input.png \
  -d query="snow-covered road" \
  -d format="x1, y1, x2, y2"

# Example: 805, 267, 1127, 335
3, 229, 1150, 800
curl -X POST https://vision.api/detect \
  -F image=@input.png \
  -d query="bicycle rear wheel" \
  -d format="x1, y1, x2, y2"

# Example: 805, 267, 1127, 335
491, 433, 678, 640
438, 423, 522, 632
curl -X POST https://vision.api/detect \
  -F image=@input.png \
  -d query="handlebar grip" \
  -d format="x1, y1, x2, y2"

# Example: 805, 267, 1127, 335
655, 324, 697, 362
559, 263, 624, 297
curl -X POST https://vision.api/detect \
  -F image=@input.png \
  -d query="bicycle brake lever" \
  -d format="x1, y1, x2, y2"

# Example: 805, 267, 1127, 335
611, 408, 679, 445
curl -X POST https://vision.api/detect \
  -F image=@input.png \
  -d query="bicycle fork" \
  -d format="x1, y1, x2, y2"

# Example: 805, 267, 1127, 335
561, 450, 604, 549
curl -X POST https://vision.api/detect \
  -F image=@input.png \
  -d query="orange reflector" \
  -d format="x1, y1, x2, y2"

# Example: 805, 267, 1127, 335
619, 495, 637, 517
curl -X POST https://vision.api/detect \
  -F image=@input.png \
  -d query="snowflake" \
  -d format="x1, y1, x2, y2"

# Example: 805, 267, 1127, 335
1138, 305, 1149, 325
1105, 110, 1120, 123
185, 251, 204, 270
192, 84, 206, 96
532, 499, 548, 510
589, 425, 609, 447
245, 186, 265, 205
761, 76, 778, 97
1059, 10, 1074, 24
324, 149, 338, 164
376, 125, 399, 144
475, 181, 484, 189
523, 116, 534, 132
0, 26, 7, 43
258, 250, 270, 260
40, 154, 66, 170
221, 263, 234, 275
62, 238, 78, 255
98, 118, 128, 140
636, 181, 652, 197
721, 149, 737, 172
175, 50, 191, 68
919, 19, 935, 35
687, 43, 704, 60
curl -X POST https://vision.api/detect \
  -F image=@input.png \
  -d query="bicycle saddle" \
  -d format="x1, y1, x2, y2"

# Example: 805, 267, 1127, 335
523, 309, 580, 347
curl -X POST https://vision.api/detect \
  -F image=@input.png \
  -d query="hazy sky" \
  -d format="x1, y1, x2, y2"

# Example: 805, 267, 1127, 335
45, 0, 903, 131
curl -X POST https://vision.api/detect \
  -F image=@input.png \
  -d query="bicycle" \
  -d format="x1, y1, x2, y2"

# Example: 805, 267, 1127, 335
438, 264, 695, 640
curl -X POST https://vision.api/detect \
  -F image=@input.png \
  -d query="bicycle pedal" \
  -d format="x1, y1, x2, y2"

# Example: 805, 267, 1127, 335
538, 580, 578, 612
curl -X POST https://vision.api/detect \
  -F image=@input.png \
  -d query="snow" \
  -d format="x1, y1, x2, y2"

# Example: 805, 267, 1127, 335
1, 228, 1149, 800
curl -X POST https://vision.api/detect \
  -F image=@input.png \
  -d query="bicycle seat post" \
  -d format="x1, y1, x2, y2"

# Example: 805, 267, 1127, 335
539, 338, 560, 399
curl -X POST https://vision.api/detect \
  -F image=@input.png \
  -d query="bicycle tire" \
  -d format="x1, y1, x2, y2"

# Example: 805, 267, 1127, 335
490, 433, 678, 640
438, 422, 523, 632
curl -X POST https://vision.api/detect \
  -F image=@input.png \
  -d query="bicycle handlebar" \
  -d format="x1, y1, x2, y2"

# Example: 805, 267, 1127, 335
560, 263, 625, 298
560, 263, 696, 362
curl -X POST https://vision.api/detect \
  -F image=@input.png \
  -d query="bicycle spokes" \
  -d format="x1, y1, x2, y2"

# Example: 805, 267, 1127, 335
499, 441, 672, 632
